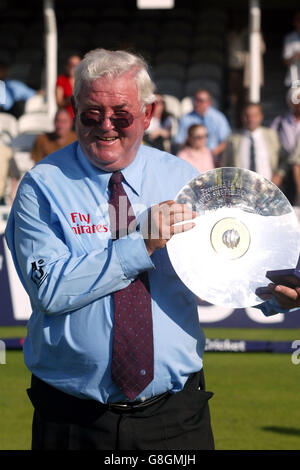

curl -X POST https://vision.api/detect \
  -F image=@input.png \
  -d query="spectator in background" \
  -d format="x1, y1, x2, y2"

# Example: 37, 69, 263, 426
143, 94, 173, 152
174, 89, 231, 165
223, 103, 284, 186
287, 135, 300, 205
0, 142, 19, 205
283, 11, 300, 87
31, 109, 77, 164
56, 55, 81, 120
271, 87, 300, 204
177, 124, 214, 173
0, 62, 37, 118
0, 142, 13, 204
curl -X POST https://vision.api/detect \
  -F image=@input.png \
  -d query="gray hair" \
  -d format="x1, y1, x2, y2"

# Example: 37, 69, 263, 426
73, 48, 156, 109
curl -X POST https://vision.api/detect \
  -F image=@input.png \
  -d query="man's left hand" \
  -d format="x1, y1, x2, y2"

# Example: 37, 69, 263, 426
263, 283, 300, 309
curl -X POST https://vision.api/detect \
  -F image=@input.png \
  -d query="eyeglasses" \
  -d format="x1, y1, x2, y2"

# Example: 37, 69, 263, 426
80, 110, 134, 129
191, 134, 207, 139
194, 98, 209, 103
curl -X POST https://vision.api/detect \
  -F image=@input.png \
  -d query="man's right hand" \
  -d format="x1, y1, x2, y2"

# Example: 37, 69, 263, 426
141, 200, 197, 256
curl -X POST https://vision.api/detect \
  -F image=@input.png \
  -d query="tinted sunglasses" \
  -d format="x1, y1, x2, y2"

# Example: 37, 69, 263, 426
191, 134, 208, 139
80, 110, 134, 129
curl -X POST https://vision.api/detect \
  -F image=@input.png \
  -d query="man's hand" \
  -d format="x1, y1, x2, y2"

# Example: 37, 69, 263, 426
271, 172, 283, 188
260, 283, 300, 309
142, 200, 197, 256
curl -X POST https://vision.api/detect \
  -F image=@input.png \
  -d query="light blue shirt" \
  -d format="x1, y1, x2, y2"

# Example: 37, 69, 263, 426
5, 142, 205, 404
174, 108, 231, 149
2, 80, 36, 111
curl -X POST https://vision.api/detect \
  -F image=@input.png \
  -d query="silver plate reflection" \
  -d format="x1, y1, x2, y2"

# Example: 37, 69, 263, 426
166, 167, 300, 308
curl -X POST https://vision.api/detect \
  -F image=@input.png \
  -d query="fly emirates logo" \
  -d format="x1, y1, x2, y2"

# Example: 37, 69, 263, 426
70, 212, 108, 235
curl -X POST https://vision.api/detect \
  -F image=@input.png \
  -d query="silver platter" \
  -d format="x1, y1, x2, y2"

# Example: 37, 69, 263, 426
166, 167, 300, 308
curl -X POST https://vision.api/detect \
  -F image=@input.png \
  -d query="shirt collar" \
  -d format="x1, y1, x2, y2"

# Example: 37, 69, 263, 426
76, 142, 144, 196
193, 107, 211, 118
244, 127, 262, 137
121, 146, 144, 196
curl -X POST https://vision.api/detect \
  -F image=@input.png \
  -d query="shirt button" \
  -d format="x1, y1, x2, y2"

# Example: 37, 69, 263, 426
140, 369, 146, 375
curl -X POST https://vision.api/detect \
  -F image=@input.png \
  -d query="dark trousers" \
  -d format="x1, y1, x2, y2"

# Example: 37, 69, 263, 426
28, 370, 214, 450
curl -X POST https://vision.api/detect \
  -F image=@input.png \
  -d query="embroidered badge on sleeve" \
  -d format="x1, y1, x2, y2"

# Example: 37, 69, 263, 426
31, 259, 48, 288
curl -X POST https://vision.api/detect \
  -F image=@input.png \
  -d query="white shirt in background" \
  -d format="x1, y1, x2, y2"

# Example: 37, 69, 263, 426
240, 128, 272, 180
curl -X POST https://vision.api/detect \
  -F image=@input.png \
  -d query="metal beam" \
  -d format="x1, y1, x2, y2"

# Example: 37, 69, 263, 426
249, 0, 261, 103
43, 0, 57, 119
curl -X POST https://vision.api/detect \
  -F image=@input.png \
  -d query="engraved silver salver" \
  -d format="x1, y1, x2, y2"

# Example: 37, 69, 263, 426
167, 167, 300, 308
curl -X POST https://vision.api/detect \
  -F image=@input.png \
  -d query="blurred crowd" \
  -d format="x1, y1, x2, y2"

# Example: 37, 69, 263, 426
1, 10, 300, 208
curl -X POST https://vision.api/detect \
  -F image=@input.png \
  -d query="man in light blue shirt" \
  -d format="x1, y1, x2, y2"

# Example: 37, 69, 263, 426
5, 48, 214, 450
0, 62, 36, 117
174, 89, 231, 162
5, 48, 300, 451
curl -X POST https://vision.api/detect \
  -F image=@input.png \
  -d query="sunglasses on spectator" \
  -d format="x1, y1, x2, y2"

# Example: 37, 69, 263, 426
191, 134, 207, 139
80, 110, 134, 129
194, 98, 210, 103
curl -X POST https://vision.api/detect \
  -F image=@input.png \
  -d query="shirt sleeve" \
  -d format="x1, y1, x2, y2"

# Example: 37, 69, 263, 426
217, 114, 232, 142
174, 116, 188, 145
6, 176, 155, 316
9, 80, 36, 101
254, 297, 298, 317
288, 137, 300, 165
282, 35, 294, 60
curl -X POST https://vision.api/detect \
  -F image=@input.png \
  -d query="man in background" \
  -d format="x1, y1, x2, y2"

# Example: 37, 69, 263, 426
0, 62, 37, 118
223, 102, 284, 187
31, 108, 77, 164
174, 89, 231, 165
271, 87, 300, 204
0, 142, 13, 204
283, 11, 300, 87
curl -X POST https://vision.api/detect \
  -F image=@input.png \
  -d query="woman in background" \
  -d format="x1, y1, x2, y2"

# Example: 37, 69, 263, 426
143, 94, 173, 152
177, 124, 215, 173
56, 54, 81, 119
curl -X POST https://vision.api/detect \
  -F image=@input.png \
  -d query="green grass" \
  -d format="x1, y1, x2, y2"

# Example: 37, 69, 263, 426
203, 327, 300, 341
2, 326, 300, 341
0, 351, 32, 450
0, 326, 27, 339
1, 327, 300, 450
204, 353, 300, 450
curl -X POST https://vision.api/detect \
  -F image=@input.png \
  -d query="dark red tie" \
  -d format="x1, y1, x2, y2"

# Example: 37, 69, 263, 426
109, 171, 154, 400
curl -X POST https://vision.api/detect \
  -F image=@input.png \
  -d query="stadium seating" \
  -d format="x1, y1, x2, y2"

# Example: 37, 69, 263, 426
154, 78, 183, 100
10, 134, 39, 152
186, 63, 223, 82
13, 151, 34, 177
153, 63, 186, 82
0, 2, 232, 160
155, 49, 189, 66
162, 94, 181, 120
24, 95, 47, 114
18, 113, 54, 134
180, 96, 194, 116
0, 113, 18, 142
